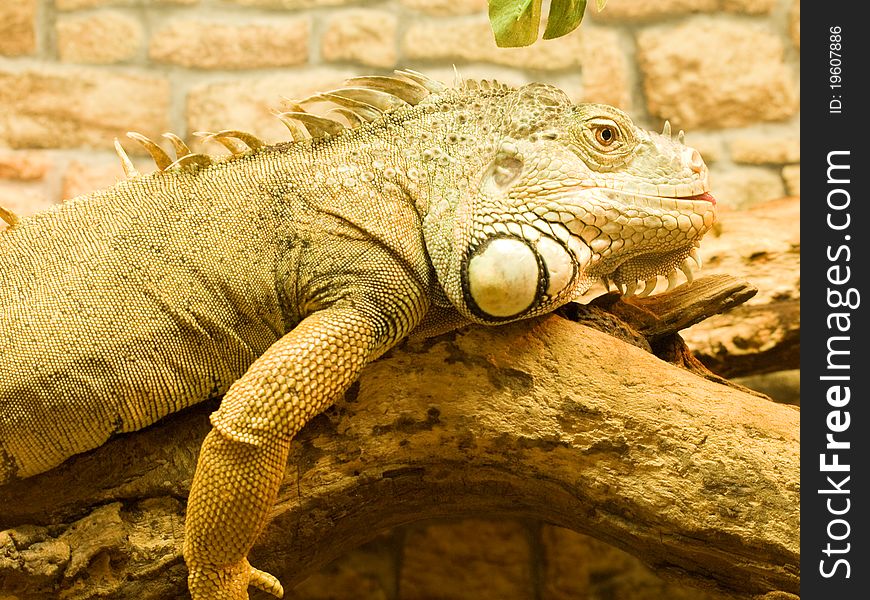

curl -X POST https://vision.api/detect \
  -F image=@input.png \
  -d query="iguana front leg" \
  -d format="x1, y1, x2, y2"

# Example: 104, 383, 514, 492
183, 302, 411, 599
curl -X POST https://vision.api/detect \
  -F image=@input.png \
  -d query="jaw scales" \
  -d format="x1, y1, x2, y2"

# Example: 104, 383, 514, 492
601, 245, 702, 298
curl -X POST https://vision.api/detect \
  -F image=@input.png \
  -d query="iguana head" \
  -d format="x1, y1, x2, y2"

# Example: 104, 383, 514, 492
81, 70, 714, 329
423, 81, 716, 325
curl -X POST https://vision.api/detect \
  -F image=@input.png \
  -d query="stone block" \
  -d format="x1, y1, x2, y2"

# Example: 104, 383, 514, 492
403, 19, 585, 70
58, 0, 198, 8
57, 11, 142, 64
782, 165, 800, 197
400, 0, 487, 15
591, 0, 717, 21
400, 520, 534, 599
637, 19, 798, 129
186, 69, 355, 145
541, 525, 721, 600
321, 10, 398, 68
0, 66, 170, 149
0, 1, 37, 56
0, 152, 51, 181
730, 136, 800, 165
709, 166, 785, 208
149, 17, 310, 69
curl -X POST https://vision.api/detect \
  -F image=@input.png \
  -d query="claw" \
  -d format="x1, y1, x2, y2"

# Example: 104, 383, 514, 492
638, 278, 657, 297
680, 259, 694, 284
662, 120, 672, 139
600, 277, 612, 292
689, 247, 702, 269
624, 280, 638, 297
250, 566, 284, 598
187, 560, 283, 600
666, 270, 680, 291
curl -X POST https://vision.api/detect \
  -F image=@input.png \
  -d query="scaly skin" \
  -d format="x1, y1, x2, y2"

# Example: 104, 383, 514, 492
0, 72, 716, 598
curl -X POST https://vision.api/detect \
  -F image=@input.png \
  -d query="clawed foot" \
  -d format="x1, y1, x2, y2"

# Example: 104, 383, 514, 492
188, 558, 284, 599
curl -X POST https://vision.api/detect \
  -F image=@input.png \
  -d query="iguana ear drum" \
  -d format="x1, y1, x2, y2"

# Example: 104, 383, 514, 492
463, 236, 544, 320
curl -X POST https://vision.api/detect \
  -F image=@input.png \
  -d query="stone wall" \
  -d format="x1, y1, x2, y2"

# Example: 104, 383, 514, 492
1, 1, 799, 597
1, 0, 800, 216
292, 518, 724, 599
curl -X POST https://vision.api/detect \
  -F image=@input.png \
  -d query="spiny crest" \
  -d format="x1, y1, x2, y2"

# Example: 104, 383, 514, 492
2, 70, 518, 228
460, 78, 512, 93
113, 131, 217, 179
111, 69, 465, 181
0, 205, 19, 229
660, 120, 686, 143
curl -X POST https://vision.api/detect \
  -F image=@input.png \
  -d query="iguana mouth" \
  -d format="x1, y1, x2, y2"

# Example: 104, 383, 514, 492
585, 185, 716, 208
595, 190, 716, 297
679, 192, 716, 205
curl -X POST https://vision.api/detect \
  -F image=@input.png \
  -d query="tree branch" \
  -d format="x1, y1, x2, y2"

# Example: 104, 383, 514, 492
0, 280, 798, 600
681, 197, 800, 378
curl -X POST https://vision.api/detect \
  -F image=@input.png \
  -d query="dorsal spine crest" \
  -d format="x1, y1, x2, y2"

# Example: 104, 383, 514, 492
111, 71, 516, 181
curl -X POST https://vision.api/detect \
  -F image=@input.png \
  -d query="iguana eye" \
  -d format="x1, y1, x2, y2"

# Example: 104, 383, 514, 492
594, 125, 618, 146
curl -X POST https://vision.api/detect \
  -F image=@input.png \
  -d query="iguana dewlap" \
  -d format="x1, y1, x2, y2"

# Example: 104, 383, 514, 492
0, 71, 716, 599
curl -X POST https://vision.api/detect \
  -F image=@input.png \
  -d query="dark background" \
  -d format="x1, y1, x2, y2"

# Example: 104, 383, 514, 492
802, 5, 869, 598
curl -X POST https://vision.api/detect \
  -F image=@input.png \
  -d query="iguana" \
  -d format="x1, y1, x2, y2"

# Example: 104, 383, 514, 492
0, 71, 716, 599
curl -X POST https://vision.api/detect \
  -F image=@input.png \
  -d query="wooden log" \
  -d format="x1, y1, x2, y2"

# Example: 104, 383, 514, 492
680, 197, 800, 378
572, 197, 800, 380
0, 303, 799, 599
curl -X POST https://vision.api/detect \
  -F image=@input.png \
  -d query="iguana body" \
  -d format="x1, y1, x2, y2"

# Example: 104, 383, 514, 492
0, 72, 716, 598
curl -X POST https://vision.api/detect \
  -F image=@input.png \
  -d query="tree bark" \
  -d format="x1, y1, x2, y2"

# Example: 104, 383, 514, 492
0, 277, 799, 600
679, 197, 800, 378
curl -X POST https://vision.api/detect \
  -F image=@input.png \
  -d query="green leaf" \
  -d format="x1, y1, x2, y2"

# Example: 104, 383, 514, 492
488, 0, 543, 48
542, 0, 587, 40
596, 0, 608, 11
